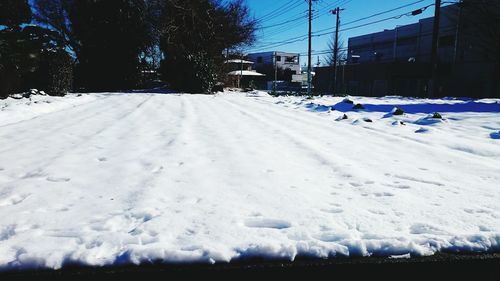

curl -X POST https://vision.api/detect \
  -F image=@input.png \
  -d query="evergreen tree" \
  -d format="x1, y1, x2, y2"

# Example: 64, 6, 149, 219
0, 0, 32, 29
0, 0, 33, 98
33, 0, 152, 91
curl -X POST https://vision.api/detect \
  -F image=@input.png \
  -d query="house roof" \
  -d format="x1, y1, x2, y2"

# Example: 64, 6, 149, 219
227, 70, 265, 76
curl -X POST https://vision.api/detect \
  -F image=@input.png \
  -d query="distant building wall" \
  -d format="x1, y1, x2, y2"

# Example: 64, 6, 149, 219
348, 5, 461, 64
322, 3, 500, 98
247, 51, 301, 75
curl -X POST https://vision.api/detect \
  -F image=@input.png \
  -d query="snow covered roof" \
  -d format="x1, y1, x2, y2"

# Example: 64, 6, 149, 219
225, 59, 254, 64
227, 70, 265, 76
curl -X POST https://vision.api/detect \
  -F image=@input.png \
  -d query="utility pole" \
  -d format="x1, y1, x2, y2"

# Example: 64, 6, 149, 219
332, 7, 342, 95
429, 0, 441, 98
307, 0, 313, 96
239, 54, 243, 89
453, 0, 463, 65
274, 52, 278, 92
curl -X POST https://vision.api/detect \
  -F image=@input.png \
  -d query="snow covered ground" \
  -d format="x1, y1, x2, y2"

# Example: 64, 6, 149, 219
0, 91, 499, 270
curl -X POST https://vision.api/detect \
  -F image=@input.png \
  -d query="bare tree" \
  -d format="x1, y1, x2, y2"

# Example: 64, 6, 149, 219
325, 35, 347, 66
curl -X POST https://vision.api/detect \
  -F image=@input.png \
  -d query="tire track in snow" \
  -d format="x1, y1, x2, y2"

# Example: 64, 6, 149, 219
0, 94, 111, 128
222, 97, 498, 194
217, 98, 465, 216
193, 97, 389, 243
120, 95, 189, 210
191, 97, 353, 226
76, 95, 189, 244
221, 98, 371, 195
1, 95, 154, 187
218, 98, 369, 183
124, 95, 230, 245
0, 95, 124, 153
252, 97, 500, 168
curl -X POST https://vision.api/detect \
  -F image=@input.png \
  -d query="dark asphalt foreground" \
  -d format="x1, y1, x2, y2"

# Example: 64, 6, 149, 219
1, 252, 500, 280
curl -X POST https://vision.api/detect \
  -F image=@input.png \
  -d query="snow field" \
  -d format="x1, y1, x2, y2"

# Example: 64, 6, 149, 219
0, 92, 499, 270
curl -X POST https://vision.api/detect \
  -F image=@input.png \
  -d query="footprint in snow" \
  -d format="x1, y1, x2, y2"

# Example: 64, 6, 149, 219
368, 209, 386, 215
393, 184, 411, 189
21, 169, 46, 179
415, 127, 430, 133
151, 166, 164, 173
97, 157, 107, 162
479, 225, 492, 232
46, 177, 71, 182
320, 208, 344, 214
410, 223, 447, 235
0, 193, 30, 207
0, 224, 16, 241
373, 192, 394, 197
244, 218, 291, 229
314, 232, 351, 243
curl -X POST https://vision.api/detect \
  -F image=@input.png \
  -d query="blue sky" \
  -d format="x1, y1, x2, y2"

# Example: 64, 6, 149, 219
243, 0, 445, 65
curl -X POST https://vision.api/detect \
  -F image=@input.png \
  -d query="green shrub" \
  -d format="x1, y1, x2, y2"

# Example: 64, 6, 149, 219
248, 80, 256, 90
161, 51, 217, 93
432, 112, 442, 119
0, 64, 20, 99
353, 103, 364, 110
393, 107, 404, 115
37, 50, 73, 96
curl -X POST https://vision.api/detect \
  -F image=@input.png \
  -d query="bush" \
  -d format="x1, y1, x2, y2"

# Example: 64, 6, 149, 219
248, 80, 256, 90
392, 107, 404, 115
352, 103, 364, 110
0, 64, 21, 99
37, 50, 73, 96
161, 51, 217, 93
432, 112, 442, 119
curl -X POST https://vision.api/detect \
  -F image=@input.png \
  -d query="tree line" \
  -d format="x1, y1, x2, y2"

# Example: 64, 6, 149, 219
0, 0, 256, 98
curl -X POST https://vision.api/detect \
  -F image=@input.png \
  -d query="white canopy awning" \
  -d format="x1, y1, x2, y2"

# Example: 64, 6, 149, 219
225, 59, 254, 64
227, 70, 265, 77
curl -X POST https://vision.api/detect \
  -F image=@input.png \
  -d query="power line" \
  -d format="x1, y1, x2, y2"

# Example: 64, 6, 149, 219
256, 0, 303, 23
247, 3, 437, 52
342, 0, 425, 26
256, 0, 348, 40
259, 14, 307, 30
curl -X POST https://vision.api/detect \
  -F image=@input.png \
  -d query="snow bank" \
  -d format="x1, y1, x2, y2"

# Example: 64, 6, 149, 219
0, 93, 499, 270
0, 93, 97, 127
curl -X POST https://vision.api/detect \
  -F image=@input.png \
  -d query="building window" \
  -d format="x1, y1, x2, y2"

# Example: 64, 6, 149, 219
257, 56, 263, 63
285, 56, 297, 63
439, 35, 455, 47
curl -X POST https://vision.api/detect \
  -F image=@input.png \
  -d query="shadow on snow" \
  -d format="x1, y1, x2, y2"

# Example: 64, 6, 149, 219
331, 100, 500, 114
